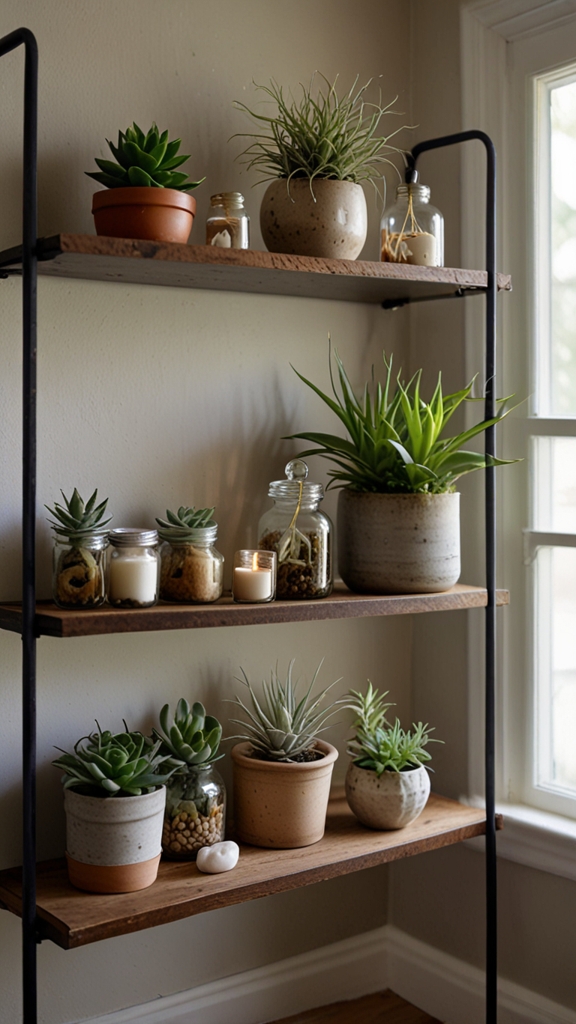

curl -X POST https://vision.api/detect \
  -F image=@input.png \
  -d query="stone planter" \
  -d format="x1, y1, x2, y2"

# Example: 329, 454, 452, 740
345, 762, 430, 830
260, 179, 367, 259
231, 739, 338, 848
64, 786, 166, 893
92, 186, 196, 243
337, 490, 460, 594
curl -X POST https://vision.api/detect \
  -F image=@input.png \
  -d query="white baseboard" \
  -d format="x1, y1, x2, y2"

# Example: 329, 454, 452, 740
85, 924, 576, 1024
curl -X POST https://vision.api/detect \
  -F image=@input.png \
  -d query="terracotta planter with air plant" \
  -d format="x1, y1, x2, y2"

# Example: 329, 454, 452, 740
86, 122, 205, 243
229, 660, 339, 848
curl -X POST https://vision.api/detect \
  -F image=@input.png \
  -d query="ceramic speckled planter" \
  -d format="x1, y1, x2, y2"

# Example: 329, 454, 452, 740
345, 762, 430, 830
231, 739, 338, 848
260, 179, 367, 259
337, 490, 460, 594
92, 187, 196, 243
64, 786, 166, 893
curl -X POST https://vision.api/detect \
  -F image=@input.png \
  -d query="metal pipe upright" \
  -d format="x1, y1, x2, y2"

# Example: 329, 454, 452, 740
0, 26, 39, 1024
408, 131, 498, 1024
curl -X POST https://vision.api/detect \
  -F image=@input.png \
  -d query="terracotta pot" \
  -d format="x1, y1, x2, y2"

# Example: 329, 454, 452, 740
337, 490, 460, 594
260, 178, 367, 259
345, 762, 430, 830
92, 187, 196, 243
64, 786, 166, 893
231, 739, 338, 848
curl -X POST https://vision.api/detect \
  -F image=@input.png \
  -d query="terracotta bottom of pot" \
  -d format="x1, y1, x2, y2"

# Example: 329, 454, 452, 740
66, 852, 161, 893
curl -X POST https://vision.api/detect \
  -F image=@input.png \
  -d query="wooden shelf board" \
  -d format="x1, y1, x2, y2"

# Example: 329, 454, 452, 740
0, 234, 512, 303
0, 583, 509, 638
0, 792, 502, 950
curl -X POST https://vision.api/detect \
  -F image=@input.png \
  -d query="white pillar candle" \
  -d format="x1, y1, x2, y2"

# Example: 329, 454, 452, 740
233, 566, 273, 602
109, 556, 158, 604
405, 232, 438, 267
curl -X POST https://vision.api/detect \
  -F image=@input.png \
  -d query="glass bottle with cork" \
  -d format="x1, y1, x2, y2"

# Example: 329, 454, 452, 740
258, 460, 333, 600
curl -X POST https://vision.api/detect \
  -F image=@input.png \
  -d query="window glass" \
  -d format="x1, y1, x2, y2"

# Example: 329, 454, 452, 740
533, 436, 576, 531
549, 79, 576, 415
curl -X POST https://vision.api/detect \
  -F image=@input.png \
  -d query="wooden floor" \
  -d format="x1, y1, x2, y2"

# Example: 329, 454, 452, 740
268, 990, 442, 1023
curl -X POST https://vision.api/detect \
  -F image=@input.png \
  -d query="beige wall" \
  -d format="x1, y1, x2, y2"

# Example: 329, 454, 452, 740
0, 2, 412, 1021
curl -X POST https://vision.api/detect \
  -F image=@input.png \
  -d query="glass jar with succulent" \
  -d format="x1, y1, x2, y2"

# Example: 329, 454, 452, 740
228, 660, 340, 848
233, 74, 407, 260
86, 122, 205, 243
343, 683, 442, 830
153, 699, 225, 860
45, 488, 111, 609
286, 347, 517, 594
52, 724, 177, 893
258, 460, 332, 600
156, 505, 224, 604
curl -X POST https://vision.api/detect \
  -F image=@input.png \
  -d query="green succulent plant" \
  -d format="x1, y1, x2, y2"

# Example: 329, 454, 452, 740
233, 73, 407, 189
155, 505, 216, 543
45, 488, 112, 542
228, 660, 340, 762
286, 347, 517, 494
86, 122, 205, 192
52, 724, 176, 797
153, 698, 223, 767
344, 682, 441, 774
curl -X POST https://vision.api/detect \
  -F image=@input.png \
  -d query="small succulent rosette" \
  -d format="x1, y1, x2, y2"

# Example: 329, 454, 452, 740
45, 488, 112, 609
156, 505, 224, 604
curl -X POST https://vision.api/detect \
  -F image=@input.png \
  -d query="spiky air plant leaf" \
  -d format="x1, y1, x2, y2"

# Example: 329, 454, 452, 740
228, 660, 341, 762
342, 683, 443, 774
52, 724, 177, 796
45, 488, 112, 541
286, 344, 519, 494
86, 122, 205, 192
153, 698, 223, 766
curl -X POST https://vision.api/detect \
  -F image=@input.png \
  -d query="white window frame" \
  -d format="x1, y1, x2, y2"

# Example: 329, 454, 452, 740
462, 0, 576, 879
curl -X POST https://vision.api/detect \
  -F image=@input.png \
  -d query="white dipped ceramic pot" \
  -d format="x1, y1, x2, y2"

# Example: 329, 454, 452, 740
345, 762, 431, 830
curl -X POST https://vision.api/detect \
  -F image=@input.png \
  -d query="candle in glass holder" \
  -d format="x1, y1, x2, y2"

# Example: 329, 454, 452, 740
232, 550, 276, 603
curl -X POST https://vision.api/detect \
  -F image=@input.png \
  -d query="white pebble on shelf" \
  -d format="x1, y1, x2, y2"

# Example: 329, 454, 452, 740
196, 841, 239, 873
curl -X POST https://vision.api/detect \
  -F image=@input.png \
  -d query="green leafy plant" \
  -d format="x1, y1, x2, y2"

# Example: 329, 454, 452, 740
286, 347, 516, 494
228, 660, 340, 762
233, 73, 406, 189
45, 487, 112, 542
155, 505, 216, 542
86, 122, 205, 191
153, 698, 223, 766
52, 724, 177, 797
344, 682, 441, 774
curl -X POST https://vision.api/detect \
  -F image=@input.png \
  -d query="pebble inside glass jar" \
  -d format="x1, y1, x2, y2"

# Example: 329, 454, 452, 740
380, 171, 444, 267
156, 505, 224, 603
258, 460, 333, 600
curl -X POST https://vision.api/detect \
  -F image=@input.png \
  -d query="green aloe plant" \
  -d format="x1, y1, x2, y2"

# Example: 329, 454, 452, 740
86, 122, 205, 191
52, 724, 177, 796
153, 699, 223, 766
45, 487, 111, 542
344, 682, 442, 774
233, 73, 406, 189
286, 347, 517, 494
228, 660, 340, 762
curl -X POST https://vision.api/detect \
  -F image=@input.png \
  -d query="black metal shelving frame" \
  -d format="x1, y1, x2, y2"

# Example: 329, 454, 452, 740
0, 28, 499, 1024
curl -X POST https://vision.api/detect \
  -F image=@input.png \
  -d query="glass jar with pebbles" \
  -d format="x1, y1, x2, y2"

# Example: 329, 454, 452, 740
380, 171, 444, 267
153, 699, 225, 861
156, 505, 224, 603
108, 528, 160, 607
45, 488, 112, 609
258, 460, 333, 600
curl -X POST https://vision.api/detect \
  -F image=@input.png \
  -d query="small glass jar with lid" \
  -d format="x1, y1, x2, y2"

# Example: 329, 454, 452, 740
107, 528, 159, 608
380, 171, 444, 267
158, 524, 224, 604
258, 459, 333, 600
52, 533, 109, 609
206, 192, 250, 249
162, 763, 226, 861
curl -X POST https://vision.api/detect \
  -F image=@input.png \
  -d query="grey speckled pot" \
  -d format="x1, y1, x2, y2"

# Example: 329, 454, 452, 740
337, 490, 460, 594
345, 762, 431, 830
64, 786, 166, 893
260, 179, 367, 259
